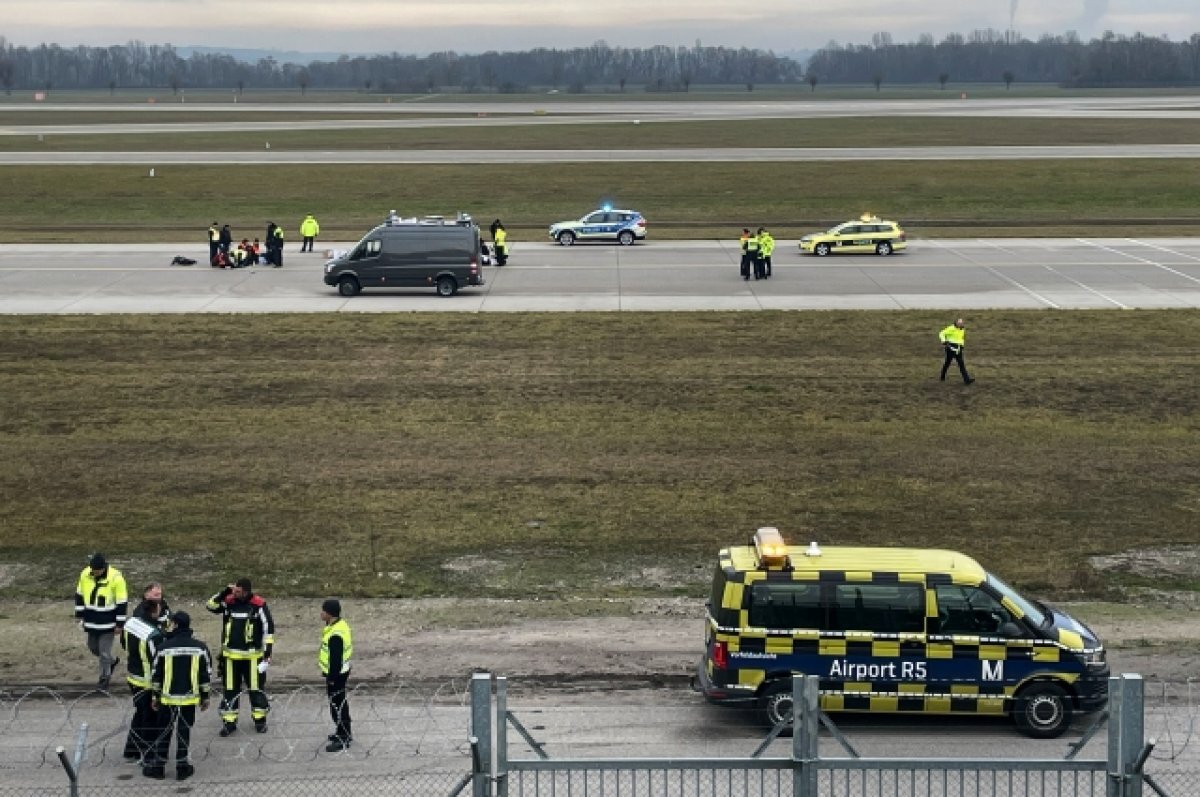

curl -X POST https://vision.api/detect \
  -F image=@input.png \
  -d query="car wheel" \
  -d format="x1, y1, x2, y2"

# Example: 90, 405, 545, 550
814, 243, 831, 257
558, 231, 576, 247
337, 276, 361, 297
436, 276, 458, 297
618, 230, 635, 246
758, 680, 795, 736
1013, 682, 1072, 739
876, 241, 893, 256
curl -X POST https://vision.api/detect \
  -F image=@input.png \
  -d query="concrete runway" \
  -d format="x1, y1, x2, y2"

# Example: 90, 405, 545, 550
2, 238, 1199, 314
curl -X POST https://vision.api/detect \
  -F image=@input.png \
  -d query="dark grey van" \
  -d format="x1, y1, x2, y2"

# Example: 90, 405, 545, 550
324, 217, 485, 297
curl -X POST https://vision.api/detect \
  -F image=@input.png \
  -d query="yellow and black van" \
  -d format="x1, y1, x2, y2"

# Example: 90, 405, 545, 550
696, 528, 1108, 738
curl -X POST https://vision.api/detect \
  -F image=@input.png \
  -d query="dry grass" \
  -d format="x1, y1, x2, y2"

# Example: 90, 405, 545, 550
1, 311, 1196, 603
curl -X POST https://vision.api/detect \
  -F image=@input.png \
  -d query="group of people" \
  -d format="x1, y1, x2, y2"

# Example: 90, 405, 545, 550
207, 220, 295, 268
74, 554, 354, 783
739, 227, 776, 281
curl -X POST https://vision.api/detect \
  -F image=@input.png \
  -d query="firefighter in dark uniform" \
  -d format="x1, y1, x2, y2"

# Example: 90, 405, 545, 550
206, 578, 274, 736
148, 611, 211, 781
121, 599, 166, 763
319, 598, 354, 751
939, 317, 975, 384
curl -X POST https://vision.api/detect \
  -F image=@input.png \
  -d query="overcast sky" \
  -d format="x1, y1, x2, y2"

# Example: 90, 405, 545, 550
2, 0, 1196, 55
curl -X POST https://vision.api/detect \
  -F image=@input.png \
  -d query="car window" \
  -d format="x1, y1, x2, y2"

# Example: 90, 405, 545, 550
934, 584, 1020, 636
839, 226, 861, 236
748, 582, 824, 631
829, 583, 924, 633
582, 212, 604, 224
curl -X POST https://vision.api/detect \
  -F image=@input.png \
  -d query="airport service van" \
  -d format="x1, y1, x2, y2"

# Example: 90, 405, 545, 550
324, 214, 485, 297
695, 528, 1108, 738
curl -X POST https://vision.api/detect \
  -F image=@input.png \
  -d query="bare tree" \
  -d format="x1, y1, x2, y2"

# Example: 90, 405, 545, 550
108, 78, 116, 95
1002, 69, 1015, 89
938, 72, 949, 89
169, 73, 179, 95
363, 78, 372, 93
1, 59, 17, 95
872, 74, 883, 91
298, 69, 310, 95
618, 76, 626, 92
806, 72, 818, 92
237, 78, 244, 95
681, 72, 691, 92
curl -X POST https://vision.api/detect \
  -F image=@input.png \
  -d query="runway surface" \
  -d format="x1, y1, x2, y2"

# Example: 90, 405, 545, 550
2, 238, 1199, 313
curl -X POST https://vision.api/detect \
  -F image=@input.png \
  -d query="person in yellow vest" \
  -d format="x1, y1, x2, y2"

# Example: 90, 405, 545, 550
299, 213, 320, 253
319, 598, 354, 751
75, 552, 129, 689
939, 317, 975, 384
490, 219, 509, 266
759, 227, 775, 278
746, 229, 763, 280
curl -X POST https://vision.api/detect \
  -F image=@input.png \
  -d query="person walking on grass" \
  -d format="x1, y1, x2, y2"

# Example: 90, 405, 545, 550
300, 213, 320, 253
75, 552, 128, 690
939, 317, 975, 384
319, 599, 354, 752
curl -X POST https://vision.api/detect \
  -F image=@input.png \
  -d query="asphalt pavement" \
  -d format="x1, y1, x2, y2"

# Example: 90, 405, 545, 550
2, 238, 1199, 313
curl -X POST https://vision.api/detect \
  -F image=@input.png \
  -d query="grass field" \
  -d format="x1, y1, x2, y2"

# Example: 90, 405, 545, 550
5, 117, 1200, 151
1, 312, 1196, 605
2, 159, 1199, 242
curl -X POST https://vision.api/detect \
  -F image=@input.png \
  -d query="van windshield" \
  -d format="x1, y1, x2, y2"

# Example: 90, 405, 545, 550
986, 573, 1047, 628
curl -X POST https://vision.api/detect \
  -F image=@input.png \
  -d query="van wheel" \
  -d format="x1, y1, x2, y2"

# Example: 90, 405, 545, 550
876, 241, 893, 256
436, 276, 458, 297
557, 231, 576, 247
758, 681, 795, 736
814, 243, 831, 257
338, 276, 361, 297
618, 230, 635, 246
1013, 683, 1072, 739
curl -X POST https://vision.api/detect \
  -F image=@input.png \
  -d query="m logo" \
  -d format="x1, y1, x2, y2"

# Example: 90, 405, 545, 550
982, 660, 1004, 681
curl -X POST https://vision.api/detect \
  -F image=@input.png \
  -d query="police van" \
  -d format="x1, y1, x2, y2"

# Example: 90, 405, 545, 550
695, 528, 1108, 738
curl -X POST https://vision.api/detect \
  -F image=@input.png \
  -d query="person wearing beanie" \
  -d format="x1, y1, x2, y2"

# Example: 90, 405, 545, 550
148, 611, 212, 781
74, 552, 128, 689
205, 578, 275, 736
319, 598, 353, 751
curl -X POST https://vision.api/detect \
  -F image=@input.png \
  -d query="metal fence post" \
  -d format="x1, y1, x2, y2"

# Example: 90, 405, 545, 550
793, 674, 819, 797
1108, 674, 1145, 797
55, 721, 88, 797
496, 676, 508, 797
471, 673, 493, 797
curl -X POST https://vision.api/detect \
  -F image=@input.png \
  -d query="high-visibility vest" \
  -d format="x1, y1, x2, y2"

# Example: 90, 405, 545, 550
494, 228, 507, 251
319, 619, 353, 675
939, 325, 966, 347
300, 216, 320, 237
75, 566, 128, 632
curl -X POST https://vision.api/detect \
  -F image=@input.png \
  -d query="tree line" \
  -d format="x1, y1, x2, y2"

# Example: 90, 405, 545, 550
1, 31, 1199, 95
805, 29, 1200, 88
0, 39, 798, 94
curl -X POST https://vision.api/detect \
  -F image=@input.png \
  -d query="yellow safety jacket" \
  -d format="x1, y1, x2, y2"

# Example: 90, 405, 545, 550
300, 216, 320, 237
494, 228, 508, 252
939, 325, 966, 347
75, 566, 128, 632
760, 233, 775, 257
319, 619, 353, 675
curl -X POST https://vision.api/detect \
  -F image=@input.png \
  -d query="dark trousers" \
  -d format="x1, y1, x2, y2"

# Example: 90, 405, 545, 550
271, 246, 283, 267
763, 255, 772, 277
752, 253, 765, 280
154, 704, 196, 767
941, 346, 971, 382
326, 672, 353, 740
220, 656, 269, 724
209, 241, 219, 262
495, 246, 508, 266
125, 685, 166, 760
739, 253, 750, 279
301, 236, 314, 252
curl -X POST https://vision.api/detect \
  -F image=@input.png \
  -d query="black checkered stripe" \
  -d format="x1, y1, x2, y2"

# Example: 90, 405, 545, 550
718, 631, 1068, 663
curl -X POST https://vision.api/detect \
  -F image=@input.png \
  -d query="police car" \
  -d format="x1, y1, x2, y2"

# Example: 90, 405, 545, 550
548, 207, 646, 246
799, 213, 907, 256
696, 528, 1108, 738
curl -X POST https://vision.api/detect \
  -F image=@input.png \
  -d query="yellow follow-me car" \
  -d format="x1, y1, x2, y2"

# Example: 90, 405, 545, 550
799, 213, 908, 256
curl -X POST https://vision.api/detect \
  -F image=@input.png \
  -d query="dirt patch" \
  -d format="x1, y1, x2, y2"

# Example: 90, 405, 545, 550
2, 595, 1198, 692
1090, 546, 1200, 582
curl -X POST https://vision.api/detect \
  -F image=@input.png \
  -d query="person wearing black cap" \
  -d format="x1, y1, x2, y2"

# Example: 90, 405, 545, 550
74, 553, 128, 689
148, 611, 212, 781
318, 598, 353, 751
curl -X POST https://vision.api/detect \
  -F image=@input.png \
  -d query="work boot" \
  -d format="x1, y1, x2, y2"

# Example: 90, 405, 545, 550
177, 764, 194, 781
325, 737, 351, 752
255, 719, 268, 734
219, 722, 237, 737
143, 766, 165, 780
